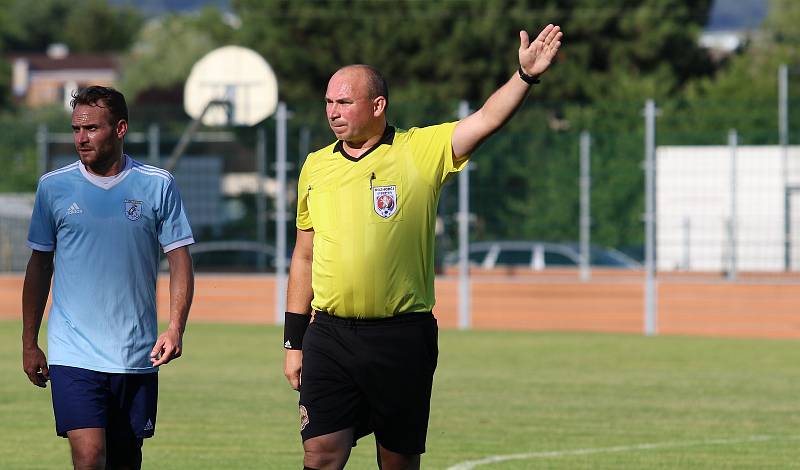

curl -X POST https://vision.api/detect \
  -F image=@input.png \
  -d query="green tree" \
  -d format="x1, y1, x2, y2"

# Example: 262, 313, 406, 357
0, 0, 142, 111
232, 0, 716, 249
0, 0, 141, 52
0, 106, 67, 192
118, 7, 235, 101
665, 0, 800, 146
62, 0, 143, 53
0, 1, 143, 188
233, 0, 713, 105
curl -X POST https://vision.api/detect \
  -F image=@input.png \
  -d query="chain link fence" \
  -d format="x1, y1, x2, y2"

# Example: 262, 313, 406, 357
2, 89, 799, 335
2, 95, 799, 276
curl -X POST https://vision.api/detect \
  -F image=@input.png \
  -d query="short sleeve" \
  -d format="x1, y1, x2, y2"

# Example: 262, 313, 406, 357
407, 121, 469, 187
296, 159, 312, 230
158, 179, 194, 252
26, 183, 56, 252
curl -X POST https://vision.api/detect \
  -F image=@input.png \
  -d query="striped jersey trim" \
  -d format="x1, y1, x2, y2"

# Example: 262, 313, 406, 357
163, 236, 194, 253
135, 162, 170, 176
39, 161, 80, 182
26, 240, 55, 252
132, 162, 173, 181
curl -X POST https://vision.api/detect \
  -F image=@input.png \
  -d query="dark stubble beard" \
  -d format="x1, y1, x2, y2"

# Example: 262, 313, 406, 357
81, 146, 123, 176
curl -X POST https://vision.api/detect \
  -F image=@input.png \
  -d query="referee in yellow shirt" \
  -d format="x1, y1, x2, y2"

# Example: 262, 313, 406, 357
283, 24, 563, 470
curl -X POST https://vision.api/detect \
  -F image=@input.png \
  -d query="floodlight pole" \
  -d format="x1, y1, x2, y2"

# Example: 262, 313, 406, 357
457, 100, 471, 330
275, 102, 289, 324
643, 99, 658, 336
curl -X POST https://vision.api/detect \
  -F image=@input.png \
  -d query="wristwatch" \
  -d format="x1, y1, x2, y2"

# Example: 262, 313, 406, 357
518, 66, 541, 85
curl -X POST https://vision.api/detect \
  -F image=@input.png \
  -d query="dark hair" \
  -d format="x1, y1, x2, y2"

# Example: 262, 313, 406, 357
349, 64, 389, 103
70, 86, 128, 124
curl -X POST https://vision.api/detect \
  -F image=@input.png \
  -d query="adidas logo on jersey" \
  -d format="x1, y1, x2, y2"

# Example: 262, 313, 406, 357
284, 340, 292, 349
143, 419, 154, 432
66, 202, 83, 215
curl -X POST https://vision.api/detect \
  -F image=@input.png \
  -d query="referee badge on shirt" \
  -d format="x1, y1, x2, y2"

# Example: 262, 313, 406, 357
373, 185, 398, 218
124, 199, 143, 221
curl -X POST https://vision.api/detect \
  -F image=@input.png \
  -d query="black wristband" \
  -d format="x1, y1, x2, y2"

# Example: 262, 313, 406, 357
518, 66, 541, 85
284, 312, 311, 350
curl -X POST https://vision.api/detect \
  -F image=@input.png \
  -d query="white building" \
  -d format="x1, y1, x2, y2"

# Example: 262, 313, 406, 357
657, 145, 800, 272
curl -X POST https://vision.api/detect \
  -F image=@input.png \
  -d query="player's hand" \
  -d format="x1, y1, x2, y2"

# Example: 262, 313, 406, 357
519, 24, 562, 79
23, 345, 49, 387
150, 327, 183, 367
284, 349, 303, 391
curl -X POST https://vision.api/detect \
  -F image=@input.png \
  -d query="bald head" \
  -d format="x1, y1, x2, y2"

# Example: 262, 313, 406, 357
325, 65, 389, 147
334, 65, 389, 104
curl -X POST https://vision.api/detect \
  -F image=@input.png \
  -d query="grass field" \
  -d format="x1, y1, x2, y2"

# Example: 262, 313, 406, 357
2, 319, 800, 469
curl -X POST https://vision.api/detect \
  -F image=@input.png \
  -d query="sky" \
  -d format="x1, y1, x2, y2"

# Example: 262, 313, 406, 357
707, 0, 768, 31
111, 0, 230, 16
114, 0, 769, 31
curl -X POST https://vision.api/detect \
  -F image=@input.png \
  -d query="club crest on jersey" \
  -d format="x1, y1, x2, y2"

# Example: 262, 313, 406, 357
373, 185, 398, 218
124, 199, 143, 221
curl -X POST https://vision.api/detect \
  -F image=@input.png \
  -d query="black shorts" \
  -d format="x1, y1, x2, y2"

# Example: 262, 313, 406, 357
299, 311, 438, 455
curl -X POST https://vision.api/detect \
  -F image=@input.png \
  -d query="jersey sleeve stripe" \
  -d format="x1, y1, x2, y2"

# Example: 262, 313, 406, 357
162, 236, 195, 253
26, 240, 55, 252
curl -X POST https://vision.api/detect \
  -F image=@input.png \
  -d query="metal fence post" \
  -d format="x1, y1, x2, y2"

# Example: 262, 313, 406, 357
148, 123, 160, 165
579, 130, 592, 282
787, 186, 800, 271
457, 100, 471, 330
682, 217, 691, 271
644, 99, 658, 336
275, 102, 289, 324
256, 125, 268, 272
299, 126, 310, 169
727, 129, 738, 281
779, 64, 790, 271
36, 124, 48, 176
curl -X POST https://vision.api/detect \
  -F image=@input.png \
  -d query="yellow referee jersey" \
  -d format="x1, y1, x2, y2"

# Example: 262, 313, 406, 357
296, 122, 468, 319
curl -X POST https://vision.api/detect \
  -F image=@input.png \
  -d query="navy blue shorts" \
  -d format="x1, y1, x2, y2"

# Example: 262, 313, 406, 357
49, 365, 158, 439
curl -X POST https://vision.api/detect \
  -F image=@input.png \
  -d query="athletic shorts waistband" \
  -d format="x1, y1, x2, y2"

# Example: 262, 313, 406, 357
313, 311, 433, 326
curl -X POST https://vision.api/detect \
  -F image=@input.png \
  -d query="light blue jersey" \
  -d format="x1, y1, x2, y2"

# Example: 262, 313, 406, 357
27, 156, 194, 373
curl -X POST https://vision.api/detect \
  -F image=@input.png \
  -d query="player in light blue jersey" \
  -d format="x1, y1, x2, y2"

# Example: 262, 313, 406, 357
22, 86, 195, 470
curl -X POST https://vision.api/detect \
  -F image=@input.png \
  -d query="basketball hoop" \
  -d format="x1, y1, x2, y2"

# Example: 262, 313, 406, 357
183, 45, 278, 127
166, 46, 279, 172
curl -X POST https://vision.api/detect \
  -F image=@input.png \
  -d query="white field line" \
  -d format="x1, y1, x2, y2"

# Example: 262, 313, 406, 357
446, 434, 800, 470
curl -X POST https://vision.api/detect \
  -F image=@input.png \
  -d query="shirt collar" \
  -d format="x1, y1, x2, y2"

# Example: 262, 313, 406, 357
79, 154, 133, 190
334, 125, 396, 162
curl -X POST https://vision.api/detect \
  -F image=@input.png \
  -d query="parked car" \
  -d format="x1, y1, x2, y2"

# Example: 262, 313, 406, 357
160, 241, 292, 272
444, 240, 641, 270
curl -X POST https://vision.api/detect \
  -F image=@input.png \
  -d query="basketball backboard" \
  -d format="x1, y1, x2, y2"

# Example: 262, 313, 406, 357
184, 46, 278, 126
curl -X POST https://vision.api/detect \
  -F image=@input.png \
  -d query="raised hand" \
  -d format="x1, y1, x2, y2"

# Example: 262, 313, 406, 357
519, 24, 563, 79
